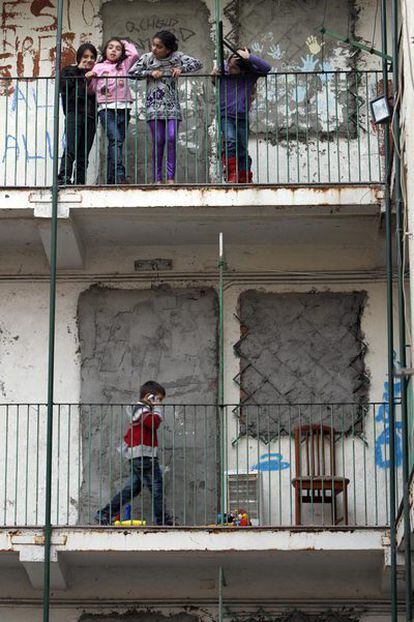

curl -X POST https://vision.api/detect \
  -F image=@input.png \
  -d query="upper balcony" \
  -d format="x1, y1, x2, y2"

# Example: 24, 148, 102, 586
0, 72, 386, 264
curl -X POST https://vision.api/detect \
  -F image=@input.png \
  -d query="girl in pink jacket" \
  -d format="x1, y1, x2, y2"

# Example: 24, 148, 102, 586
87, 38, 139, 184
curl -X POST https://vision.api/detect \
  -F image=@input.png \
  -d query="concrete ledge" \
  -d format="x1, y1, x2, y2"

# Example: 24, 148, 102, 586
0, 184, 384, 215
0, 526, 387, 554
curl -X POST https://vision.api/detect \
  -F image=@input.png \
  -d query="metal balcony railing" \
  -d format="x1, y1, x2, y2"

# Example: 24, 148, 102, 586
0, 402, 399, 528
0, 71, 384, 187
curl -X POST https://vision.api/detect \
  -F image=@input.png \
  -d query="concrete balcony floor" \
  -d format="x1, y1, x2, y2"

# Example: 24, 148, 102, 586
0, 526, 392, 602
0, 184, 384, 271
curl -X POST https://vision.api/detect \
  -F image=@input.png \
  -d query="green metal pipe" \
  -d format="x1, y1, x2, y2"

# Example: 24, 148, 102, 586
218, 233, 226, 523
215, 0, 222, 182
43, 0, 64, 618
380, 0, 398, 620
392, 0, 413, 617
317, 27, 393, 62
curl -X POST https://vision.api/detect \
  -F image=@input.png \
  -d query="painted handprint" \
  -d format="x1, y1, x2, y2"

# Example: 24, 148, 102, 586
251, 41, 264, 55
268, 43, 282, 60
306, 35, 324, 55
300, 53, 319, 72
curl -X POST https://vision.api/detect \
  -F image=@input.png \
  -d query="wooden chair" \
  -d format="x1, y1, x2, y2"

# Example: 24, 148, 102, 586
291, 424, 350, 526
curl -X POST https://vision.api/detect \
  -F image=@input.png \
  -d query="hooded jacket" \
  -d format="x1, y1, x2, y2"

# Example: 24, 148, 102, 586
89, 40, 139, 106
122, 401, 162, 459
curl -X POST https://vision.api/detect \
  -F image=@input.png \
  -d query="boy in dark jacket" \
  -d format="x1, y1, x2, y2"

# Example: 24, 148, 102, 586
58, 43, 97, 185
214, 47, 271, 183
95, 381, 174, 526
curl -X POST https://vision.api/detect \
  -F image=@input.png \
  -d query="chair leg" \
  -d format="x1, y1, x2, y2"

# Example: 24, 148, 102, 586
332, 493, 337, 525
343, 487, 349, 526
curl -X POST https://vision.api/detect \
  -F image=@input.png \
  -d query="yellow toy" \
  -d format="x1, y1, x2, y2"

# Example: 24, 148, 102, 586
114, 519, 146, 527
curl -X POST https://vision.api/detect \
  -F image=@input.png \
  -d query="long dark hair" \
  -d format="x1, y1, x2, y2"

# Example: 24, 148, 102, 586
101, 37, 127, 68
76, 43, 97, 64
153, 30, 178, 53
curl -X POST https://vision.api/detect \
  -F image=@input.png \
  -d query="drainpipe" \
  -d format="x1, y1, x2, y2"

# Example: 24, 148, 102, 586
43, 0, 64, 618
392, 0, 413, 617
218, 233, 226, 523
380, 0, 398, 620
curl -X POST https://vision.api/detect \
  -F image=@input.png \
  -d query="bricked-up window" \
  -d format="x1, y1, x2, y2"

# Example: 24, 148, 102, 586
235, 291, 369, 440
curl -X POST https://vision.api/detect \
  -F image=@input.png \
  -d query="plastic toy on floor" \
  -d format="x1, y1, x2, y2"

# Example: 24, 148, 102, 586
113, 504, 146, 527
215, 508, 252, 527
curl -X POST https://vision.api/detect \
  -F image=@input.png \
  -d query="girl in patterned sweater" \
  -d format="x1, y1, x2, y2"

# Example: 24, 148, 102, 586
129, 30, 202, 183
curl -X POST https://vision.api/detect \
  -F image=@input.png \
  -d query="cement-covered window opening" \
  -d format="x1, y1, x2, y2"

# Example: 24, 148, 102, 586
77, 286, 218, 525
235, 290, 369, 440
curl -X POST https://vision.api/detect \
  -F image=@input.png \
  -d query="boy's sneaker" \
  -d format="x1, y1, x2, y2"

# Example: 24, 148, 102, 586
94, 510, 111, 526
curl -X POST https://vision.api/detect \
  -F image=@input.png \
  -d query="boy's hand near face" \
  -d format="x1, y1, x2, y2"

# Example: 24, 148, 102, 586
236, 47, 250, 60
143, 393, 163, 407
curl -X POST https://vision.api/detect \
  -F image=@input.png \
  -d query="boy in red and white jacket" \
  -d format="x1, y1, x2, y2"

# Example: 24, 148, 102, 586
95, 381, 174, 525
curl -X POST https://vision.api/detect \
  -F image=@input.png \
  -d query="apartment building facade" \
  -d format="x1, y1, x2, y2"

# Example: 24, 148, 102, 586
0, 0, 411, 620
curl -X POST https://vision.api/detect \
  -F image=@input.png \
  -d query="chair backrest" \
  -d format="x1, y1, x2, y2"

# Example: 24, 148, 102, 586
293, 424, 336, 478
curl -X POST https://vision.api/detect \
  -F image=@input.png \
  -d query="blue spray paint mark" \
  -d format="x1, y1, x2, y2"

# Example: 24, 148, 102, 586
252, 453, 290, 472
2, 131, 55, 163
374, 353, 403, 468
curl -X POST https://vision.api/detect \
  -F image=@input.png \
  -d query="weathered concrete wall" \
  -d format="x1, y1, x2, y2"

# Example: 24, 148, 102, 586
0, 266, 402, 527
77, 285, 218, 524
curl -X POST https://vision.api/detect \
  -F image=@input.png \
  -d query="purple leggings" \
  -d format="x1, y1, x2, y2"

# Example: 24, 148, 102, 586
148, 119, 179, 182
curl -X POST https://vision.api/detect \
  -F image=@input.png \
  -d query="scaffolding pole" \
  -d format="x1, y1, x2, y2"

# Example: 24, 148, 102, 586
380, 0, 398, 619
218, 233, 226, 523
42, 0, 64, 618
392, 0, 413, 617
215, 0, 223, 181
218, 566, 225, 622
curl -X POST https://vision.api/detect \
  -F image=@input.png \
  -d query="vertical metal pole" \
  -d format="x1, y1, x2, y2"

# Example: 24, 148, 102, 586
218, 566, 224, 622
43, 0, 64, 618
218, 233, 226, 523
380, 1, 397, 620
392, 0, 412, 617
215, 0, 223, 181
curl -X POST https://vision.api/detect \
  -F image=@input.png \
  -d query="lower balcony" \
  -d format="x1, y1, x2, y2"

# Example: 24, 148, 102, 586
0, 401, 398, 599
0, 402, 397, 529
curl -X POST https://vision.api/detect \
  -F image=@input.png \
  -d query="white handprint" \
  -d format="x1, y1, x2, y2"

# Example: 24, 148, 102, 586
300, 54, 319, 72
251, 41, 264, 55
268, 43, 282, 60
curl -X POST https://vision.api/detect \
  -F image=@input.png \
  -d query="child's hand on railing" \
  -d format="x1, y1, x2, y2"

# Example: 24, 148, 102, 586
151, 70, 163, 79
171, 67, 182, 79
85, 70, 96, 80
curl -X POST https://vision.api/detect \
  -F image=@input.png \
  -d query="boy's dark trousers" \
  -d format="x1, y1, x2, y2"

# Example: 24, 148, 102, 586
58, 111, 96, 184
102, 457, 168, 525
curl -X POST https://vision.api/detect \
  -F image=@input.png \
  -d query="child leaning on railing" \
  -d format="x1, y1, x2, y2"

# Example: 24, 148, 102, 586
86, 37, 139, 185
213, 47, 271, 183
129, 30, 202, 184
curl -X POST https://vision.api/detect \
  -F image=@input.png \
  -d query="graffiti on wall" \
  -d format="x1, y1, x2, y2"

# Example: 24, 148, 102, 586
124, 15, 196, 53
1, 0, 98, 86
251, 453, 290, 472
374, 354, 403, 469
